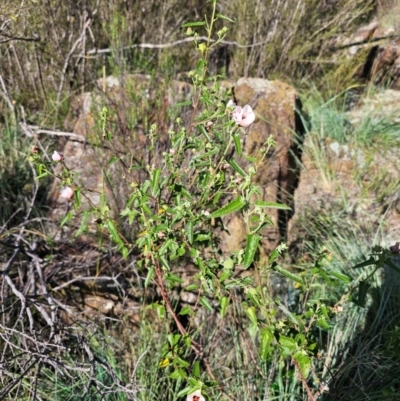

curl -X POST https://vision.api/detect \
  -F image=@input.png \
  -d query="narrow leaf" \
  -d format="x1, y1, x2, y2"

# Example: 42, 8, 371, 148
245, 306, 258, 325
182, 21, 206, 27
219, 296, 229, 318
260, 328, 273, 361
217, 13, 235, 23
210, 196, 246, 218
186, 221, 194, 245
228, 158, 246, 177
254, 201, 291, 210
243, 234, 261, 269
273, 265, 304, 284
353, 257, 376, 269
151, 168, 161, 196
356, 280, 370, 307
232, 132, 242, 156
330, 271, 351, 283
200, 296, 213, 311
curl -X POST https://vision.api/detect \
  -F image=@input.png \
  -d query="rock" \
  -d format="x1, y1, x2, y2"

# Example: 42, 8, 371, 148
219, 78, 304, 256
48, 74, 193, 236
341, 20, 400, 88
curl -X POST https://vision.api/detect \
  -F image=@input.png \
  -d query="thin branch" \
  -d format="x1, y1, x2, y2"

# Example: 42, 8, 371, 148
19, 122, 85, 141
81, 36, 272, 58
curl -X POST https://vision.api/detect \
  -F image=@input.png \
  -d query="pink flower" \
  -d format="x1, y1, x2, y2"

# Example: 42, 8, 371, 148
52, 151, 64, 162
187, 390, 205, 401
60, 187, 74, 200
232, 104, 255, 127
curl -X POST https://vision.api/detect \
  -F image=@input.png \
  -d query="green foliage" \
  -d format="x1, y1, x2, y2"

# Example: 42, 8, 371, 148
31, 5, 395, 400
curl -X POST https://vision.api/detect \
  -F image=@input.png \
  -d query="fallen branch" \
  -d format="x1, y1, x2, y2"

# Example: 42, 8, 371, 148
81, 36, 272, 58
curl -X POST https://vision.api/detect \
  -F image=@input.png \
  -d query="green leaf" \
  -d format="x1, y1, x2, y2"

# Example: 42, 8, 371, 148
176, 357, 190, 368
329, 270, 351, 283
210, 196, 246, 218
273, 265, 304, 284
248, 322, 258, 338
260, 328, 273, 361
356, 280, 370, 307
175, 100, 192, 108
192, 361, 201, 378
170, 369, 186, 379
74, 189, 81, 208
186, 221, 194, 245
228, 158, 246, 177
245, 306, 258, 325
151, 168, 161, 196
254, 201, 291, 210
179, 305, 191, 315
165, 273, 183, 284
108, 156, 119, 165
36, 172, 49, 180
243, 234, 261, 269
353, 257, 376, 269
293, 351, 311, 378
216, 13, 235, 23
60, 211, 73, 227
279, 335, 297, 356
269, 249, 280, 264
182, 21, 206, 27
145, 266, 154, 287
219, 296, 229, 318
200, 296, 213, 311
232, 132, 242, 156
385, 258, 400, 275
278, 303, 304, 330
105, 220, 123, 245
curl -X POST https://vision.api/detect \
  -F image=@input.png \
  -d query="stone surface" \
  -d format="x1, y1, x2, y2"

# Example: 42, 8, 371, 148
219, 78, 304, 256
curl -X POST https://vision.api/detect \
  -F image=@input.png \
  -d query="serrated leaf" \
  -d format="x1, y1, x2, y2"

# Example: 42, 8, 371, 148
210, 196, 246, 218
228, 158, 246, 177
254, 201, 291, 210
260, 328, 273, 361
243, 234, 261, 269
273, 265, 304, 284
293, 351, 311, 378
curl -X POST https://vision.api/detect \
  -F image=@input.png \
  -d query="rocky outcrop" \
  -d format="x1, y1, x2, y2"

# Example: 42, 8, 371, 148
50, 76, 304, 253
220, 78, 304, 255
341, 20, 400, 88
